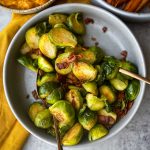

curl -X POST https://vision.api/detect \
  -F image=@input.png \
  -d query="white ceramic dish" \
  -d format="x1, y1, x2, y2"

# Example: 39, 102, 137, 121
3, 3, 146, 148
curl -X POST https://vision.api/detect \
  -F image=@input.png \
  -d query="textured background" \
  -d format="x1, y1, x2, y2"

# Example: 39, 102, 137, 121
0, 7, 150, 150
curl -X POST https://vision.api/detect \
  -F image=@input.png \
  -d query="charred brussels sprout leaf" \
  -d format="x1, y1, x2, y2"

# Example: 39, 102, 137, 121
66, 89, 83, 111
39, 33, 57, 59
62, 123, 83, 146
20, 42, 32, 55
125, 79, 140, 101
49, 14, 67, 27
73, 62, 97, 81
34, 109, 53, 129
99, 85, 116, 103
88, 124, 108, 141
49, 27, 77, 48
49, 101, 75, 128
78, 105, 97, 130
28, 102, 45, 122
82, 81, 98, 96
86, 94, 105, 111
38, 56, 54, 72
17, 55, 37, 72
25, 27, 40, 49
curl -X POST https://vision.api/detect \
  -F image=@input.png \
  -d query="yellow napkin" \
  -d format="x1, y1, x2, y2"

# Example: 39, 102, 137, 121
0, 0, 90, 150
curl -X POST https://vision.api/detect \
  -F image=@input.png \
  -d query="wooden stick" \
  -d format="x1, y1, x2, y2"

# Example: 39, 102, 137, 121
119, 68, 150, 85
135, 0, 150, 12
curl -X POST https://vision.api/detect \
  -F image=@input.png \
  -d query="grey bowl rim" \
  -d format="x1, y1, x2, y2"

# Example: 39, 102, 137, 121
3, 3, 146, 148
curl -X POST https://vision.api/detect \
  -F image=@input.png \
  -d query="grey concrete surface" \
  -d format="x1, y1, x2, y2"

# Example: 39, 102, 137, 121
0, 8, 150, 150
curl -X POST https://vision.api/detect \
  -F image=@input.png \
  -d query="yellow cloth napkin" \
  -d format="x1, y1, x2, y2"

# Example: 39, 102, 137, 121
0, 0, 90, 150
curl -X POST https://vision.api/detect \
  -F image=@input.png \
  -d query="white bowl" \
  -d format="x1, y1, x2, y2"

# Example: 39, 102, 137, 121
3, 3, 146, 148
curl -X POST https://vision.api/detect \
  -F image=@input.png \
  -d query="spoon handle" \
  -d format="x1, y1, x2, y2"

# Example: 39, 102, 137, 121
119, 68, 150, 85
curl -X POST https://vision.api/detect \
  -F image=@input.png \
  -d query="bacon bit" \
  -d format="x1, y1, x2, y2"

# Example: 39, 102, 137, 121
98, 115, 116, 125
95, 42, 99, 46
102, 26, 108, 33
56, 62, 69, 70
117, 91, 125, 101
68, 54, 77, 62
38, 69, 44, 76
32, 90, 39, 100
127, 101, 134, 110
91, 37, 96, 41
121, 50, 128, 60
84, 18, 94, 24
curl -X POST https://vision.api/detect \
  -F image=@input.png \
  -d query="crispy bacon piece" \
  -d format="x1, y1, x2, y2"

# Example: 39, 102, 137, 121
32, 90, 39, 100
98, 115, 116, 126
84, 18, 94, 24
124, 0, 141, 12
121, 50, 128, 60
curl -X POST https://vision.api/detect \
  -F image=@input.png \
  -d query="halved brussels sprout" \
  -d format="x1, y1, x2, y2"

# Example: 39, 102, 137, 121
38, 82, 59, 98
88, 124, 108, 141
37, 73, 58, 86
49, 14, 67, 27
82, 81, 98, 96
39, 33, 57, 59
99, 85, 116, 103
102, 56, 120, 80
120, 61, 138, 80
66, 89, 83, 111
25, 27, 40, 49
110, 73, 128, 91
73, 62, 97, 81
20, 42, 32, 55
46, 88, 64, 105
98, 109, 117, 125
38, 56, 54, 72
28, 102, 45, 122
49, 27, 77, 48
55, 52, 73, 75
49, 101, 75, 128
17, 55, 37, 72
62, 123, 83, 146
67, 12, 85, 35
34, 109, 53, 129
78, 105, 97, 130
54, 23, 67, 29
86, 94, 105, 111
125, 79, 140, 101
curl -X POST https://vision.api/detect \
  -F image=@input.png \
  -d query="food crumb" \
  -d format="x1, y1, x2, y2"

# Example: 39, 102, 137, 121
102, 26, 108, 33
95, 42, 99, 46
26, 94, 30, 99
121, 50, 128, 60
84, 18, 94, 24
91, 37, 96, 41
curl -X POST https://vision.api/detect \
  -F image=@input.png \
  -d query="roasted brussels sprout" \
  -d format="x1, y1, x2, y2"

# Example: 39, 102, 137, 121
99, 85, 116, 103
34, 109, 53, 129
17, 55, 38, 72
125, 79, 140, 101
88, 124, 108, 141
49, 101, 75, 128
46, 88, 64, 105
20, 42, 32, 55
110, 73, 128, 91
73, 62, 97, 81
25, 27, 40, 49
54, 23, 67, 29
28, 102, 45, 122
66, 89, 83, 111
78, 105, 97, 130
37, 73, 58, 86
39, 33, 57, 59
120, 60, 138, 80
38, 56, 54, 72
98, 109, 117, 125
86, 94, 105, 111
49, 27, 77, 48
62, 123, 83, 146
49, 14, 67, 27
38, 81, 59, 98
102, 56, 120, 80
67, 12, 85, 35
82, 81, 98, 96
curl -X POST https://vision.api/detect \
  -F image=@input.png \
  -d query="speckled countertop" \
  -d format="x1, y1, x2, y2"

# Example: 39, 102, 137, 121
0, 7, 150, 150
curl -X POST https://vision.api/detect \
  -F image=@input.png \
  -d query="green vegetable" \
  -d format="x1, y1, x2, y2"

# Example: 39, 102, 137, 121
82, 81, 98, 96
54, 23, 67, 29
39, 33, 57, 59
38, 56, 54, 72
34, 109, 53, 129
88, 124, 108, 141
86, 94, 105, 111
73, 62, 97, 81
78, 105, 97, 130
76, 35, 84, 45
20, 42, 32, 55
66, 89, 83, 111
99, 85, 116, 103
28, 102, 45, 122
125, 79, 140, 101
62, 123, 83, 146
49, 27, 77, 47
